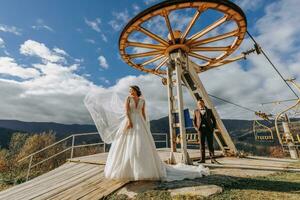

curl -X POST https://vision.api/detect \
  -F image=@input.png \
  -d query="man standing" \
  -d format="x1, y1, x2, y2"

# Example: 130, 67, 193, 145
193, 99, 218, 163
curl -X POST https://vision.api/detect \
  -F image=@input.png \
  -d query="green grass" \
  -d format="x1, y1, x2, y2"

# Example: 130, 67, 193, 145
106, 172, 300, 200
209, 172, 300, 200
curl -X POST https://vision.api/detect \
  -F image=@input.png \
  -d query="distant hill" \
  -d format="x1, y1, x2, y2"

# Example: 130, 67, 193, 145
0, 127, 21, 149
0, 120, 97, 139
0, 118, 255, 140
0, 118, 286, 156
150, 116, 255, 136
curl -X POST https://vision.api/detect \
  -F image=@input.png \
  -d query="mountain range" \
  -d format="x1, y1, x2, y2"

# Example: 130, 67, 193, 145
0, 118, 259, 149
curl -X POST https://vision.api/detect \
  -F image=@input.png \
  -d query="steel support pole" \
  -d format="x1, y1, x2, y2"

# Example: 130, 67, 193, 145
170, 50, 192, 164
187, 61, 238, 156
166, 63, 176, 164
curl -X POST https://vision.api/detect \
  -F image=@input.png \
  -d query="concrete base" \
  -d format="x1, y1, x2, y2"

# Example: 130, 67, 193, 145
169, 184, 223, 198
116, 180, 222, 198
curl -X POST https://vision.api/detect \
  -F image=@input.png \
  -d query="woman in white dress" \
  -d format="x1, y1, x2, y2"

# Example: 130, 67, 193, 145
84, 85, 209, 182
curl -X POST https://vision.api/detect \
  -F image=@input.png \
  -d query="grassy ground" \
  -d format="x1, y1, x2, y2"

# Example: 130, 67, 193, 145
106, 171, 300, 200
0, 183, 11, 192
1, 163, 300, 199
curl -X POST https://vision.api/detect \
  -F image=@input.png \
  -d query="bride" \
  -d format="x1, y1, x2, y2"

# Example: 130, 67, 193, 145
84, 85, 209, 181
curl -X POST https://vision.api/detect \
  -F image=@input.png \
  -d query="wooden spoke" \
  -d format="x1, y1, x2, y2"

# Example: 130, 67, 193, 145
140, 54, 165, 66
128, 50, 164, 59
155, 57, 169, 71
202, 54, 245, 68
162, 11, 175, 44
181, 9, 201, 43
119, 0, 247, 75
138, 26, 169, 46
186, 15, 228, 44
191, 46, 230, 51
190, 29, 239, 46
188, 52, 211, 62
127, 42, 166, 50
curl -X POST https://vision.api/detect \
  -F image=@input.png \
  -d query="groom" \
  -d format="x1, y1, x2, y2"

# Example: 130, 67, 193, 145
193, 99, 218, 164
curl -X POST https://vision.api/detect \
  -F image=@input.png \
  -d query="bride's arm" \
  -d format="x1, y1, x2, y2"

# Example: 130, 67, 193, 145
125, 97, 133, 129
142, 100, 146, 121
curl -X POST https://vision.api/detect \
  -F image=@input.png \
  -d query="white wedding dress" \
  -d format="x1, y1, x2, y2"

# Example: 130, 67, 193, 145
84, 91, 209, 182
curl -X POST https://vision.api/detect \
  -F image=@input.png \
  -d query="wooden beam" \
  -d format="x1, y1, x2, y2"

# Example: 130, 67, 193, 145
140, 54, 165, 66
127, 42, 165, 50
155, 57, 169, 71
186, 15, 228, 44
191, 46, 230, 51
128, 50, 163, 59
180, 9, 201, 43
188, 52, 211, 61
162, 11, 175, 44
191, 29, 239, 46
138, 26, 169, 46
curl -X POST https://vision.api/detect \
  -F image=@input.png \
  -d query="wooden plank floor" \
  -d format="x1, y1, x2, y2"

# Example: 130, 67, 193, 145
0, 148, 298, 200
0, 148, 211, 200
67, 148, 223, 165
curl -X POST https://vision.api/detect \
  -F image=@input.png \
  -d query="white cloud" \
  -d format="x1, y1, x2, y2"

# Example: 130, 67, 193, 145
255, 0, 300, 54
99, 77, 110, 84
234, 0, 264, 11
0, 37, 5, 48
132, 4, 140, 14
84, 18, 101, 32
75, 58, 84, 63
53, 47, 68, 56
0, 77, 98, 124
101, 34, 108, 42
0, 40, 100, 124
108, 10, 130, 31
32, 19, 54, 32
98, 55, 109, 69
84, 18, 107, 42
0, 24, 21, 35
21, 63, 87, 96
0, 57, 40, 79
1, 0, 300, 125
104, 0, 300, 121
85, 39, 96, 44
143, 0, 159, 5
20, 40, 66, 63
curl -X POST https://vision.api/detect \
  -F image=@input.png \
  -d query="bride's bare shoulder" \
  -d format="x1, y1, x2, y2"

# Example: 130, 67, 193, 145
139, 98, 145, 104
126, 96, 132, 102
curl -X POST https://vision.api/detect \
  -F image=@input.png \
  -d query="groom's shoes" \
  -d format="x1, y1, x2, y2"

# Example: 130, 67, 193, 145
211, 158, 221, 164
198, 159, 205, 163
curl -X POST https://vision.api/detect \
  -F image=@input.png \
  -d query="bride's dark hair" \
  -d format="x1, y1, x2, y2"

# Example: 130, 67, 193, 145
130, 85, 142, 97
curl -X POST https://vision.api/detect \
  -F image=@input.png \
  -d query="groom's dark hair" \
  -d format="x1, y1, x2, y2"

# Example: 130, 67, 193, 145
130, 85, 142, 97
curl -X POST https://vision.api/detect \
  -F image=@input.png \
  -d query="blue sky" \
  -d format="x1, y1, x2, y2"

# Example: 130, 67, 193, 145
0, 0, 299, 124
0, 0, 268, 85
0, 0, 145, 85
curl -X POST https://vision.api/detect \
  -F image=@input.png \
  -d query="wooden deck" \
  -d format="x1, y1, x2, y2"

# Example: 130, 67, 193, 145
0, 148, 210, 200
0, 148, 299, 200
67, 148, 221, 165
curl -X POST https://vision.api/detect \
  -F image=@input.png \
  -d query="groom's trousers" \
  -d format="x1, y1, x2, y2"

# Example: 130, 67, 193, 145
198, 127, 214, 160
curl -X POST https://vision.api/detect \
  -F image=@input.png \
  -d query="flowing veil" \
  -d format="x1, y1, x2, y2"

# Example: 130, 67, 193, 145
84, 88, 151, 143
84, 88, 210, 181
84, 89, 126, 143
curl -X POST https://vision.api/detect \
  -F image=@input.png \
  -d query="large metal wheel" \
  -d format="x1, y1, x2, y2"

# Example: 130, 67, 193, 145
119, 0, 247, 75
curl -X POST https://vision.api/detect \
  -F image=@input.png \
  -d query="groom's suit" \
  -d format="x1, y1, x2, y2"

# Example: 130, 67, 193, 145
193, 106, 217, 160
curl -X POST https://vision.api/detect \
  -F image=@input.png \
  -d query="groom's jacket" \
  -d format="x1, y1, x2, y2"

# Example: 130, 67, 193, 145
193, 107, 216, 133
